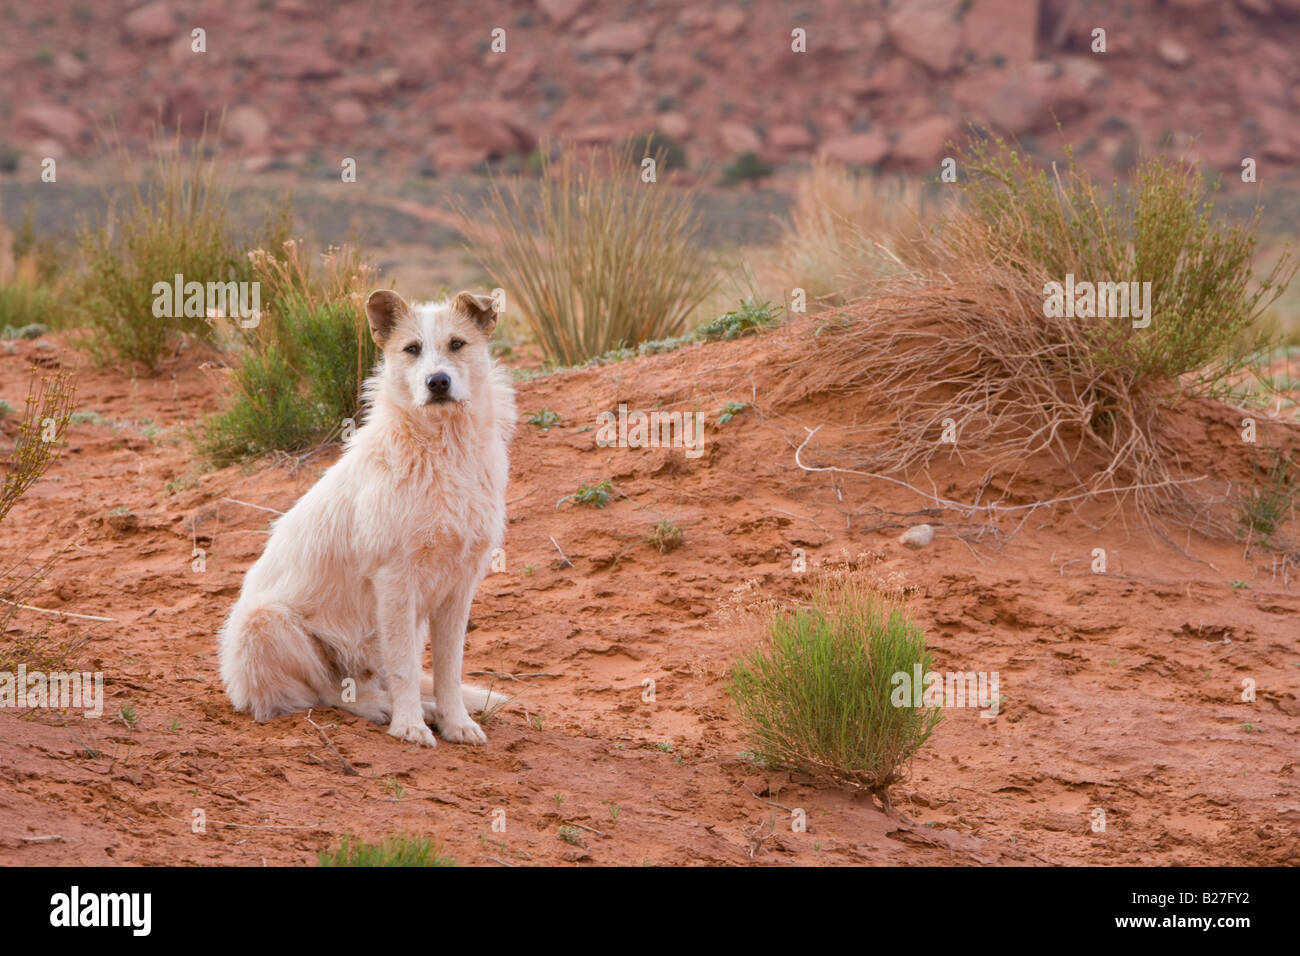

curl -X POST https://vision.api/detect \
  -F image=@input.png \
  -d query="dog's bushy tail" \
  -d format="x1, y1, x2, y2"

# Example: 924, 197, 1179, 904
219, 601, 334, 722
420, 673, 510, 713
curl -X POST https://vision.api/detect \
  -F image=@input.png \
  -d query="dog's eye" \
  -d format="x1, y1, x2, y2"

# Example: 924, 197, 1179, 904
449, 338, 466, 352
403, 343, 421, 356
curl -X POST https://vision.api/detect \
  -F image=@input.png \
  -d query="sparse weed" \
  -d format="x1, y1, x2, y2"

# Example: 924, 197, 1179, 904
528, 407, 561, 429
649, 519, 684, 554
557, 479, 612, 509
317, 833, 457, 867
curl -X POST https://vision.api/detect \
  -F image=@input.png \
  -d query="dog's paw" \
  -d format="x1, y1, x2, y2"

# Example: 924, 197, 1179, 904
388, 719, 438, 748
437, 713, 487, 746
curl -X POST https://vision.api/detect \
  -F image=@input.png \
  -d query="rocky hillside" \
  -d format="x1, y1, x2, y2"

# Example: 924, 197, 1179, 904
2, 0, 1298, 179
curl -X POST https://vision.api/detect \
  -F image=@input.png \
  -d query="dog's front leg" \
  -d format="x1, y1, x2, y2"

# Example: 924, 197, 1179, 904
376, 566, 437, 747
429, 580, 486, 745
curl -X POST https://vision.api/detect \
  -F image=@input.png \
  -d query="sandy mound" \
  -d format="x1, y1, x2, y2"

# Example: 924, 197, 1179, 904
0, 320, 1296, 866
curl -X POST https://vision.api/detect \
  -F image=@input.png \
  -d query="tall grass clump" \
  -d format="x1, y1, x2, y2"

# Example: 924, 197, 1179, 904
460, 144, 720, 365
200, 241, 377, 464
75, 128, 291, 371
317, 833, 457, 867
729, 585, 940, 807
0, 203, 60, 333
775, 157, 938, 306
773, 138, 1296, 527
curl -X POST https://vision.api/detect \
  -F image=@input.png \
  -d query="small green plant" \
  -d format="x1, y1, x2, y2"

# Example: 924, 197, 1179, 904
317, 834, 457, 867
557, 825, 584, 846
528, 407, 561, 429
382, 776, 406, 801
118, 703, 137, 728
558, 479, 612, 509
624, 131, 688, 170
1231, 580, 1250, 589
0, 317, 51, 339
696, 298, 781, 341
729, 585, 941, 808
0, 398, 13, 418
719, 151, 774, 186
1237, 450, 1296, 539
522, 564, 535, 576
649, 518, 684, 554
716, 401, 747, 424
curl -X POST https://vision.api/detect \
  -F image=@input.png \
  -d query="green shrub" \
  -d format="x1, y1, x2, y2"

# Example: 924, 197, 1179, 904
75, 129, 291, 371
719, 150, 774, 186
200, 241, 376, 464
624, 131, 688, 170
954, 135, 1296, 393
461, 144, 719, 365
317, 833, 457, 867
729, 586, 940, 806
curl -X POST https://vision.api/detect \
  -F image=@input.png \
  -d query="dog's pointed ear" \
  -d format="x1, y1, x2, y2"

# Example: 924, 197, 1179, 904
365, 290, 410, 345
454, 291, 499, 336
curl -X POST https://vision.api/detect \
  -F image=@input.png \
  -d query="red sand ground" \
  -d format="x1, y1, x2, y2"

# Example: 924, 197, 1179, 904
0, 323, 1297, 866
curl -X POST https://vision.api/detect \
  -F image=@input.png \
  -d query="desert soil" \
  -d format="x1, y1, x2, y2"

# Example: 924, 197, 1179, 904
0, 322, 1297, 867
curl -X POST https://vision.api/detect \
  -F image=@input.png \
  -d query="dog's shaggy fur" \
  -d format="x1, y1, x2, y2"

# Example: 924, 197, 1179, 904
218, 289, 515, 746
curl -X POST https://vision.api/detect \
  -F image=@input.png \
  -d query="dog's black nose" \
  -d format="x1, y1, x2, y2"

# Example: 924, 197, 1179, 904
425, 372, 451, 396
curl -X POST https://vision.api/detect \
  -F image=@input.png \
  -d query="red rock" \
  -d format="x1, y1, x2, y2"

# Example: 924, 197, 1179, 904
955, 61, 1092, 135
893, 114, 955, 163
1235, 0, 1273, 15
656, 112, 690, 140
537, 0, 587, 25
123, 2, 174, 44
582, 23, 651, 56
331, 98, 366, 126
498, 53, 540, 95
714, 7, 747, 38
888, 0, 963, 74
571, 123, 623, 144
224, 105, 270, 149
819, 131, 889, 166
53, 52, 87, 85
769, 123, 814, 151
1156, 38, 1191, 67
962, 0, 1037, 63
720, 121, 761, 154
28, 138, 66, 162
162, 83, 209, 132
448, 102, 535, 157
16, 104, 88, 149
276, 48, 341, 81
433, 142, 489, 174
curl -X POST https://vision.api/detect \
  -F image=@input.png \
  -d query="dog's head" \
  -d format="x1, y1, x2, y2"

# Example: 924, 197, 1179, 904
365, 289, 499, 414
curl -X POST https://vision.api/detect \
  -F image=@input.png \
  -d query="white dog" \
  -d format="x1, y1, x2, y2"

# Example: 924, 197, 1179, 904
218, 289, 514, 747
